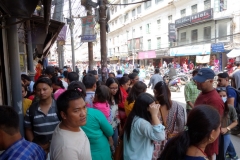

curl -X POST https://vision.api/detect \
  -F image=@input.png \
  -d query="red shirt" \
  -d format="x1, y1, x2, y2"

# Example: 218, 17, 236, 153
194, 89, 224, 157
189, 63, 194, 70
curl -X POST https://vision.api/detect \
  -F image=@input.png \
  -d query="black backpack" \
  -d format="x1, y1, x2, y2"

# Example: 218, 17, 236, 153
227, 86, 240, 114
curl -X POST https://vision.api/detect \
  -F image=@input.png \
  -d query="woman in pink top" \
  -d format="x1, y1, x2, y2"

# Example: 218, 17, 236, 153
93, 85, 114, 154
51, 76, 66, 100
93, 85, 111, 122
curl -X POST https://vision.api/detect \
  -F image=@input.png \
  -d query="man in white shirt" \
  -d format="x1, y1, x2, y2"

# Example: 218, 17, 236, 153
50, 89, 91, 160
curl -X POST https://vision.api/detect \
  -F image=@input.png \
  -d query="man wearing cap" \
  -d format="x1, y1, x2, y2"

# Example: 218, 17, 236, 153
193, 68, 224, 160
217, 72, 237, 108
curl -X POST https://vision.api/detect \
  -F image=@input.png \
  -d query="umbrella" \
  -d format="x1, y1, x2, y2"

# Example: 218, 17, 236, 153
227, 48, 240, 58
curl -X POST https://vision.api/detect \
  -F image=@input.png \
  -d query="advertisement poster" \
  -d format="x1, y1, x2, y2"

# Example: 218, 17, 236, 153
81, 16, 96, 42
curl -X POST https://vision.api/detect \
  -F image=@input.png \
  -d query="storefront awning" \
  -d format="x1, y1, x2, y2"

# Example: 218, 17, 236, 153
227, 48, 240, 58
170, 44, 211, 56
138, 50, 156, 59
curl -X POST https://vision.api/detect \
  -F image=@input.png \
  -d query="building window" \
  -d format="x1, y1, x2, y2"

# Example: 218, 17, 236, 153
155, 0, 162, 4
148, 39, 151, 50
133, 29, 135, 37
204, 0, 211, 10
146, 23, 151, 34
140, 26, 142, 34
157, 19, 161, 29
218, 23, 227, 40
180, 9, 186, 17
137, 5, 141, 14
180, 32, 186, 42
220, 0, 227, 12
191, 4, 198, 14
126, 31, 129, 40
132, 9, 136, 17
168, 15, 172, 22
124, 13, 129, 22
157, 37, 161, 49
145, 1, 151, 9
115, 6, 117, 12
123, 0, 128, 8
115, 20, 117, 25
204, 26, 211, 40
191, 29, 198, 42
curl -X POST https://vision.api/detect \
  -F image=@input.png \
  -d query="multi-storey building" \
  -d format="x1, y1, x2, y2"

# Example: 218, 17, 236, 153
103, 0, 240, 70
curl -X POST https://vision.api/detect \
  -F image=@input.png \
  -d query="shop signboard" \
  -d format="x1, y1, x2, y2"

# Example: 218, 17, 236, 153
211, 43, 225, 52
175, 8, 213, 28
168, 23, 176, 42
138, 50, 156, 59
170, 44, 211, 56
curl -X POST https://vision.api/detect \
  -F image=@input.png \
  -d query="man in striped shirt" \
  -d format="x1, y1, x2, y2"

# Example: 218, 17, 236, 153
24, 78, 59, 142
0, 106, 45, 160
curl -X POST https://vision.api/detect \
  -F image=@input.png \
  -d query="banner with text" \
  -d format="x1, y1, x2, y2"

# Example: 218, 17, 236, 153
81, 16, 96, 42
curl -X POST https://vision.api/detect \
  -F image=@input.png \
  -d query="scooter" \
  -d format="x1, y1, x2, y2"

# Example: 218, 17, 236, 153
164, 75, 181, 92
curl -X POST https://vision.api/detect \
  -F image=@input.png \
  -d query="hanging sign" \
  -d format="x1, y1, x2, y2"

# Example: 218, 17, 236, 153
81, 16, 96, 42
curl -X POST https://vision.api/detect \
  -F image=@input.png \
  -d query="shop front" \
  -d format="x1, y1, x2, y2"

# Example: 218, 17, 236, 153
170, 43, 211, 68
137, 50, 156, 68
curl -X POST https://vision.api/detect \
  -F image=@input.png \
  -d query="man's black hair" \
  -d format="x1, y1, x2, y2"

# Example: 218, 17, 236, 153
32, 135, 49, 145
33, 77, 52, 90
21, 74, 31, 81
155, 68, 160, 73
63, 71, 68, 78
234, 61, 240, 67
117, 70, 122, 75
218, 72, 229, 79
45, 66, 55, 77
57, 89, 84, 121
88, 70, 97, 75
192, 69, 200, 76
82, 73, 96, 89
109, 72, 115, 77
67, 72, 79, 82
0, 106, 19, 135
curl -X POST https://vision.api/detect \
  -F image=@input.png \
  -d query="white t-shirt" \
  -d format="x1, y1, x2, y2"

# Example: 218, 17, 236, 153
61, 80, 68, 89
50, 124, 92, 160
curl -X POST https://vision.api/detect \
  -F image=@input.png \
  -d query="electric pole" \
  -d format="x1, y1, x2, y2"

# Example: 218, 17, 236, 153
69, 0, 76, 71
99, 0, 107, 82
86, 5, 94, 70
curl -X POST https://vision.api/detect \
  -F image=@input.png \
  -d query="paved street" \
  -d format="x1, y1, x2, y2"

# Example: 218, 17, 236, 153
145, 81, 240, 156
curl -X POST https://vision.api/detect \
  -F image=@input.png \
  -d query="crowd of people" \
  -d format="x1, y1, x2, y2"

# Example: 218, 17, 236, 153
0, 61, 239, 160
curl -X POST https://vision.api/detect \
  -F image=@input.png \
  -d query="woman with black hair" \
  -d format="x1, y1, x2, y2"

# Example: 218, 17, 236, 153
124, 81, 147, 117
128, 72, 139, 88
118, 76, 130, 126
216, 88, 238, 159
159, 105, 221, 160
152, 81, 185, 159
124, 93, 165, 160
106, 77, 121, 148
51, 76, 66, 100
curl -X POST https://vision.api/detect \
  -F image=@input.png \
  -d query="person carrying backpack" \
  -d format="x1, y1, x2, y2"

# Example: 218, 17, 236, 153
217, 72, 240, 135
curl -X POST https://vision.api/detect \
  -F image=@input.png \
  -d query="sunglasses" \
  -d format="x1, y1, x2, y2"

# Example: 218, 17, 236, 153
216, 87, 226, 92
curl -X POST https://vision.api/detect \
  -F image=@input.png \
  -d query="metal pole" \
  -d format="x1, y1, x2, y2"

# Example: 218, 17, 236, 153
6, 17, 24, 136
69, 0, 76, 71
26, 20, 35, 80
2, 20, 11, 105
132, 27, 134, 68
99, 0, 107, 82
53, 0, 64, 68
87, 6, 94, 70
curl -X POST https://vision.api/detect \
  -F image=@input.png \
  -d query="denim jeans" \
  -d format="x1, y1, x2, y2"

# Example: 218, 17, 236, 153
112, 127, 118, 148
223, 134, 237, 158
226, 139, 237, 158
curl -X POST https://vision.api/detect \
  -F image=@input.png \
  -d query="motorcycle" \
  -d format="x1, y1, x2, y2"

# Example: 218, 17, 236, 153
163, 75, 181, 92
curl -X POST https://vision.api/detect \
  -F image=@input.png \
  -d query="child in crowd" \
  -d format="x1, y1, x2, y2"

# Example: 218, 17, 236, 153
93, 85, 114, 154
32, 135, 50, 160
216, 87, 238, 160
